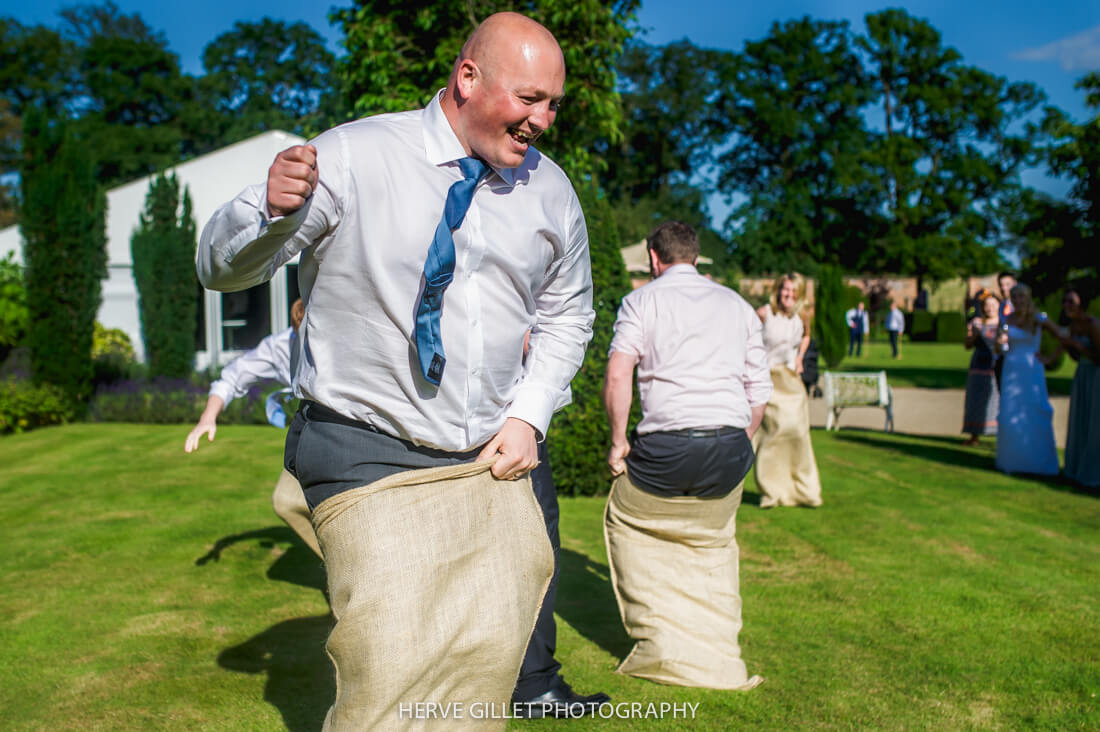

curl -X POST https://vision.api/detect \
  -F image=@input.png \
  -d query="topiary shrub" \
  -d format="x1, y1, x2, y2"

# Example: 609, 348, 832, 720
935, 311, 967, 343
910, 310, 936, 342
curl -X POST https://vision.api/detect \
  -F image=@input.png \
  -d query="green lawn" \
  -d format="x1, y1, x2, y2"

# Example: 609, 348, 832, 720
1, 424, 1097, 730
832, 340, 1077, 394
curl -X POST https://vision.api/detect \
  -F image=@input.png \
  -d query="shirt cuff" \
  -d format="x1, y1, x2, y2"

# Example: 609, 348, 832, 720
209, 381, 235, 406
504, 385, 560, 441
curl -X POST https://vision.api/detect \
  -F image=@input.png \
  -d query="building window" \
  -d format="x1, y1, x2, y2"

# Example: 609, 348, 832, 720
221, 282, 271, 352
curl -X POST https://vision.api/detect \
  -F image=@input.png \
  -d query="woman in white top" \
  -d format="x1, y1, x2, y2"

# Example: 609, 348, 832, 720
753, 273, 823, 508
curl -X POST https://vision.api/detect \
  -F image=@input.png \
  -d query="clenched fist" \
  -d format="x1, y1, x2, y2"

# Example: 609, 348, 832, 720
267, 144, 318, 218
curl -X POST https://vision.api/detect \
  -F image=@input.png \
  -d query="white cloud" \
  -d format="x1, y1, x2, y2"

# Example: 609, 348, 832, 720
1013, 25, 1100, 71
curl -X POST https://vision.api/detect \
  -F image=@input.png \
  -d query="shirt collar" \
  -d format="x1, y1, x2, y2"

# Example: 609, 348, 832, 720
422, 90, 517, 187
662, 263, 699, 277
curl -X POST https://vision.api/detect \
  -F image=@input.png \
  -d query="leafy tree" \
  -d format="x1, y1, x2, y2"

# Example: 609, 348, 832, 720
0, 19, 81, 223
131, 173, 197, 379
813, 264, 848, 368
332, 0, 639, 180
19, 109, 106, 404
199, 18, 341, 144
602, 40, 732, 203
547, 180, 632, 495
59, 2, 193, 187
712, 17, 876, 275
1017, 73, 1100, 301
602, 40, 735, 281
855, 8, 1034, 292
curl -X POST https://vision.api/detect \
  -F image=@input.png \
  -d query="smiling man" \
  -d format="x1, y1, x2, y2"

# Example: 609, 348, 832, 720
198, 12, 597, 730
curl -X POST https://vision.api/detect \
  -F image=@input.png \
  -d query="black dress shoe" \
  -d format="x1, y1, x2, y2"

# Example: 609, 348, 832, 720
512, 680, 611, 719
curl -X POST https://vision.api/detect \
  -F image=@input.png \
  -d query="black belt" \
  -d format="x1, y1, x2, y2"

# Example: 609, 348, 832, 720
302, 400, 383, 433
664, 426, 742, 439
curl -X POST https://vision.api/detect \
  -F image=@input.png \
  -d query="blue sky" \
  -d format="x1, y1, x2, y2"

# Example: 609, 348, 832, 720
4, 0, 1095, 123
4, 0, 1097, 202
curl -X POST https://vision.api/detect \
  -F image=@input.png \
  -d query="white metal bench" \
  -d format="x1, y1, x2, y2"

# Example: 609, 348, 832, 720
823, 371, 894, 432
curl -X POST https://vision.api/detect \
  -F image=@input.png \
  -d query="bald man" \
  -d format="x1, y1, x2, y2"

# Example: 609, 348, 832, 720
199, 11, 606, 725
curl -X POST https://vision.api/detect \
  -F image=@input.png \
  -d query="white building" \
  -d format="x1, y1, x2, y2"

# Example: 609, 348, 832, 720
0, 130, 305, 370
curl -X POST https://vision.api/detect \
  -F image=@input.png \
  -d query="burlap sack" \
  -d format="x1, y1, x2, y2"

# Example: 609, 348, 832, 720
751, 366, 823, 508
604, 472, 762, 690
312, 460, 554, 731
271, 469, 322, 558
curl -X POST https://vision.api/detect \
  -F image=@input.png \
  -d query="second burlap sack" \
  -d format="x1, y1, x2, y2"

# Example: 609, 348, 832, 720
604, 471, 762, 690
312, 460, 554, 731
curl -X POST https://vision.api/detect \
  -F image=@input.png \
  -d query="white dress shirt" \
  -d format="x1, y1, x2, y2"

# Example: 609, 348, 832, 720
845, 307, 870, 333
209, 328, 294, 406
197, 93, 594, 451
608, 264, 772, 434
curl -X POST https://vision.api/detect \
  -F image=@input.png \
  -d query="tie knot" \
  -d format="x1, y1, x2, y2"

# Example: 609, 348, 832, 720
458, 157, 487, 182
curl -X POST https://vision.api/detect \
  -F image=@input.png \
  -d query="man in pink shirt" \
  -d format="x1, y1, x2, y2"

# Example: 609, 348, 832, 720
601, 221, 770, 689
604, 221, 771, 493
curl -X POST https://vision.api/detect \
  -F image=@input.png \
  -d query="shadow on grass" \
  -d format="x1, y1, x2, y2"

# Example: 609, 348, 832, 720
556, 547, 633, 661
219, 613, 334, 732
831, 429, 1097, 498
196, 526, 327, 592
832, 429, 998, 472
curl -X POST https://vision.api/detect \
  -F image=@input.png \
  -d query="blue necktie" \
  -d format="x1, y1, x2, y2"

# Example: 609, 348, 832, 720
414, 157, 487, 385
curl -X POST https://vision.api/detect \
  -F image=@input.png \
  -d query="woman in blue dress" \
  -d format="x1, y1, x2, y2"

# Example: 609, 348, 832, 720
1049, 289, 1100, 487
994, 284, 1060, 476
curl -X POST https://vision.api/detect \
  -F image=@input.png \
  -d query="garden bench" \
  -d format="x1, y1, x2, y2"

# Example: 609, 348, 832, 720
823, 370, 894, 432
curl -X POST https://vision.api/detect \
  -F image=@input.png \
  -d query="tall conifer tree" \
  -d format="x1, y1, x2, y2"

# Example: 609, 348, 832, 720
131, 172, 197, 379
20, 108, 107, 404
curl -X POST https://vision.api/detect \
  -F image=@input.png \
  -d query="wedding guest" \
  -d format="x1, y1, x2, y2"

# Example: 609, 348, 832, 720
885, 301, 905, 359
1048, 289, 1100, 487
753, 273, 822, 508
961, 294, 1000, 447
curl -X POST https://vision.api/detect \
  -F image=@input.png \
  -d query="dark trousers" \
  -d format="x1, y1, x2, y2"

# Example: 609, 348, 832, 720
285, 402, 561, 698
626, 427, 755, 498
888, 330, 899, 357
848, 328, 863, 356
513, 441, 563, 700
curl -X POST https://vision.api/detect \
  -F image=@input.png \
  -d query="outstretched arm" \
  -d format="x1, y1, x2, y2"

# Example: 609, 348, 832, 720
185, 395, 226, 452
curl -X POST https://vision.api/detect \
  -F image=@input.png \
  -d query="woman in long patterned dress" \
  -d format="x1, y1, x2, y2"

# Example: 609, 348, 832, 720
962, 294, 1000, 446
1050, 289, 1100, 487
994, 284, 1060, 476
753, 273, 822, 508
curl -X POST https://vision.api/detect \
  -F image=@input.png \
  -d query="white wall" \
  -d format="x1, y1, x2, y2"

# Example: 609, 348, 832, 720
0, 130, 306, 366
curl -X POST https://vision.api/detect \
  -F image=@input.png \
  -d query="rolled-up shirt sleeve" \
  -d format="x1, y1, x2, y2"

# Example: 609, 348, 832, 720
505, 193, 595, 436
197, 132, 344, 292
742, 308, 773, 407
